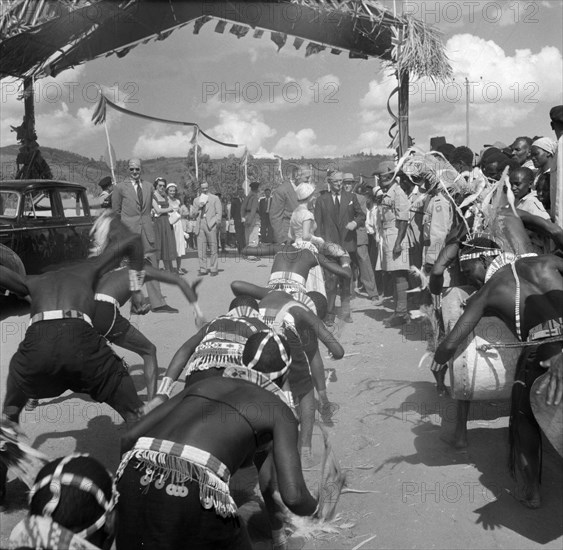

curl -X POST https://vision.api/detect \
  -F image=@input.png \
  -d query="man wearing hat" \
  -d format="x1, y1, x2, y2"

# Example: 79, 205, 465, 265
375, 160, 410, 327
343, 173, 379, 302
314, 171, 365, 323
550, 105, 563, 228
193, 181, 222, 276
241, 181, 261, 256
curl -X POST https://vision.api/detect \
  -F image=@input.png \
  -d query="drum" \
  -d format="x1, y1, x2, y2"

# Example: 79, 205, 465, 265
441, 286, 521, 401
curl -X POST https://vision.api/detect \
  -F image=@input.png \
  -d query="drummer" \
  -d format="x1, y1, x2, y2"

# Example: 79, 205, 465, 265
434, 244, 563, 509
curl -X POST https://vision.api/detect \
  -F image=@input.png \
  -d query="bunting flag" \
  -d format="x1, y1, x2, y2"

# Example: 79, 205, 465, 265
330, 48, 342, 55
305, 42, 325, 57
90, 91, 240, 148
230, 24, 249, 39
270, 31, 287, 52
293, 37, 304, 50
349, 51, 368, 59
214, 20, 227, 33
253, 29, 264, 39
190, 126, 199, 181
193, 15, 212, 35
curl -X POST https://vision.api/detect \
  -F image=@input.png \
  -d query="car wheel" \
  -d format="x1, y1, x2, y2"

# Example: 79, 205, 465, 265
0, 243, 26, 277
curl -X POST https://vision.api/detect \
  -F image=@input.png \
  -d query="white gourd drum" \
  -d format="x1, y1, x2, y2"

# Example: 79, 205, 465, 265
441, 286, 520, 400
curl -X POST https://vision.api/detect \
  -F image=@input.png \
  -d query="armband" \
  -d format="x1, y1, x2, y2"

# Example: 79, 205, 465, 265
128, 269, 146, 292
156, 376, 174, 398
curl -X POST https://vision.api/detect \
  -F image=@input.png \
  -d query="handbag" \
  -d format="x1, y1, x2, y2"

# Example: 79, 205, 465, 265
168, 211, 181, 225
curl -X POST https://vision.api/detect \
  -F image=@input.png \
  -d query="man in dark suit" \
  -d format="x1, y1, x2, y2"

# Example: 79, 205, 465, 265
258, 187, 274, 243
315, 171, 365, 323
230, 188, 245, 253
270, 165, 300, 244
112, 158, 178, 313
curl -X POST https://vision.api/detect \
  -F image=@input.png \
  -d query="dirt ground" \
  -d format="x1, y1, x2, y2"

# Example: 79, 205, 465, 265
1, 251, 562, 549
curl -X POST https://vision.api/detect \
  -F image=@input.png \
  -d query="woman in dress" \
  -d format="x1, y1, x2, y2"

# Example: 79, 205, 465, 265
152, 177, 177, 272
288, 181, 326, 296
531, 137, 557, 215
167, 183, 187, 274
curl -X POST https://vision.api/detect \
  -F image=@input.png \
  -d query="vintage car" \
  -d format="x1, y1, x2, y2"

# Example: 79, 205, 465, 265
0, 180, 95, 276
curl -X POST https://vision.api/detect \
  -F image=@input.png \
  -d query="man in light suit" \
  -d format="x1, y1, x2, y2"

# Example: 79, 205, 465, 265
112, 158, 178, 313
314, 171, 365, 323
269, 164, 300, 244
193, 181, 222, 276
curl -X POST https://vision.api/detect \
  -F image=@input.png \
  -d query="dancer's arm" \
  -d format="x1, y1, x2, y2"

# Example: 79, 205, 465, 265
145, 266, 205, 325
293, 307, 344, 359
121, 390, 188, 454
242, 243, 284, 256
231, 280, 270, 300
0, 266, 29, 297
317, 254, 352, 279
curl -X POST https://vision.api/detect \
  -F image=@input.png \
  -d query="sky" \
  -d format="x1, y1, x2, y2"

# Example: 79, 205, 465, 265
1, 0, 562, 162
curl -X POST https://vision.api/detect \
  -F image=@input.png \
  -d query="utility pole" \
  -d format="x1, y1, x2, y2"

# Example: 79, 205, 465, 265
465, 77, 470, 148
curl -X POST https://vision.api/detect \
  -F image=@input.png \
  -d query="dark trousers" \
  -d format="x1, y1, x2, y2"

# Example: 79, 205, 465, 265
234, 221, 245, 253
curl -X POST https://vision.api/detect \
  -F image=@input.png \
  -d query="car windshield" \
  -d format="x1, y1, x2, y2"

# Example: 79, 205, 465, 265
0, 191, 20, 218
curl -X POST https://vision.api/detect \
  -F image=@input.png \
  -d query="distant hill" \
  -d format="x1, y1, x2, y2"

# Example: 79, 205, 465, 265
0, 145, 390, 197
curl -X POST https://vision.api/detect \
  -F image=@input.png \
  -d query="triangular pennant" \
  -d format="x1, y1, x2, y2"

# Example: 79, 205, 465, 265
305, 42, 325, 57
270, 31, 287, 52
214, 20, 227, 34
293, 37, 304, 50
230, 24, 249, 39
116, 47, 132, 58
253, 29, 264, 38
193, 15, 212, 35
330, 48, 342, 55
349, 51, 368, 59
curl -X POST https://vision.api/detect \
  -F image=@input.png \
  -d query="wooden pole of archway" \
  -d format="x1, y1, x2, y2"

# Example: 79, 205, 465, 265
14, 76, 52, 180
397, 69, 409, 157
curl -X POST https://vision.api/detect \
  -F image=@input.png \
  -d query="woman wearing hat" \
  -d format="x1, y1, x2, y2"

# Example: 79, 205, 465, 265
166, 183, 187, 274
531, 137, 557, 215
152, 177, 177, 273
289, 181, 326, 296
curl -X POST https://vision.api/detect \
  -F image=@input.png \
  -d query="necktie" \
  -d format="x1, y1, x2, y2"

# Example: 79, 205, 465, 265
136, 183, 144, 211
334, 193, 340, 213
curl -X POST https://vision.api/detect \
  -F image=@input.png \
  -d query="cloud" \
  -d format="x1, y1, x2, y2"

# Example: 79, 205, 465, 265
0, 69, 128, 156
132, 109, 276, 158
272, 128, 337, 158
200, 74, 341, 114
401, 0, 541, 28
358, 34, 563, 150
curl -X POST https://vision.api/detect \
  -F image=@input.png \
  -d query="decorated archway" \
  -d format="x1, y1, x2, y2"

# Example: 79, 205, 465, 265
1, 0, 451, 178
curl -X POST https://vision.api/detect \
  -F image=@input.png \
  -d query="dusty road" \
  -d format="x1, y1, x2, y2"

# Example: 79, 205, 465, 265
1, 251, 562, 549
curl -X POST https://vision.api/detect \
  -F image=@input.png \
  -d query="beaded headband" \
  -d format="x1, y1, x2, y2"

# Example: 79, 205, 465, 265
245, 331, 290, 379
29, 454, 118, 539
